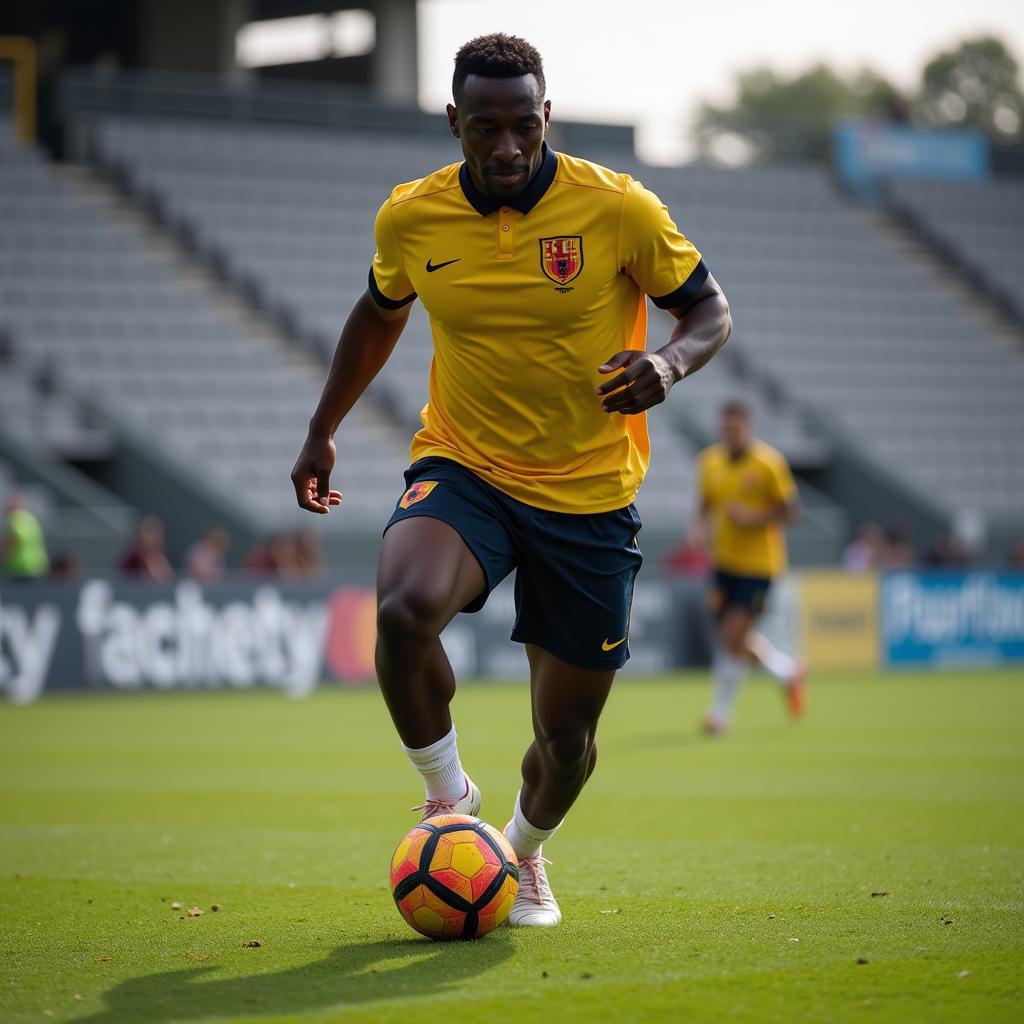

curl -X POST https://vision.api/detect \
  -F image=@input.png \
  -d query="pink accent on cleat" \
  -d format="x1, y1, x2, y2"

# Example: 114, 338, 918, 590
506, 850, 561, 927
410, 775, 481, 821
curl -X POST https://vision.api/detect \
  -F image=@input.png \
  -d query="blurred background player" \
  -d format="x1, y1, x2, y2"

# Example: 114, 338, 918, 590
291, 33, 731, 926
690, 401, 805, 734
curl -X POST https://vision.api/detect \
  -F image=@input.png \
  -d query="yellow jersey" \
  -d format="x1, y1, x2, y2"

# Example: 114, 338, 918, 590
369, 144, 706, 513
698, 441, 796, 578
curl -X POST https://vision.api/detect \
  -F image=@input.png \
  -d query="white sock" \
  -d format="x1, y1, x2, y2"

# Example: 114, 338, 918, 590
504, 791, 561, 859
711, 649, 749, 723
748, 633, 797, 685
402, 726, 466, 802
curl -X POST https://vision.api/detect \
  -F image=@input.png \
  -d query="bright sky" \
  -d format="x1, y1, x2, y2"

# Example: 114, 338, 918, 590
417, 0, 1024, 162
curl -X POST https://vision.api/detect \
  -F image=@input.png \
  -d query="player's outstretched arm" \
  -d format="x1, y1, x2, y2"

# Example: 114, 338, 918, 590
689, 497, 712, 550
291, 290, 412, 514
597, 274, 731, 415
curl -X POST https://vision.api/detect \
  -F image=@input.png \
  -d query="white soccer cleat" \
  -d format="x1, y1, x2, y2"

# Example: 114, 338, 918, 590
412, 775, 481, 822
506, 846, 562, 927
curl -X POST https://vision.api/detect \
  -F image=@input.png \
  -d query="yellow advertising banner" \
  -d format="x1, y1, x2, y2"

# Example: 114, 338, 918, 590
797, 570, 879, 671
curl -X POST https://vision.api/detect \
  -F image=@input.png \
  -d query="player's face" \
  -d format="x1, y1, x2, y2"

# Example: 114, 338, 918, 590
447, 74, 550, 199
721, 411, 753, 454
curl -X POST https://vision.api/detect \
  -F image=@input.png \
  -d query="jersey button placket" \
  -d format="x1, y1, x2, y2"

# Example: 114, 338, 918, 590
497, 208, 515, 259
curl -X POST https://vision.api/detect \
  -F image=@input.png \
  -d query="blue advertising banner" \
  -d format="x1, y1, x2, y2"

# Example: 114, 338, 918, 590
882, 572, 1024, 667
834, 120, 989, 199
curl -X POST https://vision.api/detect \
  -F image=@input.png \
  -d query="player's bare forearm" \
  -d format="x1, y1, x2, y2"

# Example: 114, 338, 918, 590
689, 501, 712, 548
657, 275, 732, 382
727, 501, 798, 528
291, 290, 410, 514
308, 291, 411, 437
597, 275, 731, 415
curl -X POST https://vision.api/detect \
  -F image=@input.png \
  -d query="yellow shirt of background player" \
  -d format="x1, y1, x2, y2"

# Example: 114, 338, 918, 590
369, 145, 706, 514
698, 441, 796, 579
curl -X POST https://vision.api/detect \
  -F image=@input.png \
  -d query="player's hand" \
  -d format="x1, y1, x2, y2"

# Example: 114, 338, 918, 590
725, 502, 758, 527
596, 350, 676, 414
291, 434, 343, 514
687, 521, 708, 551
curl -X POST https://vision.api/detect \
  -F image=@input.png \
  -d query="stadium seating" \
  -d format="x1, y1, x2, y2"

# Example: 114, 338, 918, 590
0, 117, 411, 533
886, 177, 1024, 324
8, 105, 1022, 547
632, 162, 1024, 526
86, 115, 1024, 529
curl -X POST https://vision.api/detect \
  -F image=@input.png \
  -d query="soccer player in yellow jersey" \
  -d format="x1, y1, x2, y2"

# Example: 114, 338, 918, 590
292, 34, 732, 926
692, 402, 807, 735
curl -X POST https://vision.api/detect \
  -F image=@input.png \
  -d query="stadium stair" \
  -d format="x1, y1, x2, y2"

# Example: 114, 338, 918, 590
884, 177, 1024, 330
55, 161, 415, 565
864, 203, 1024, 361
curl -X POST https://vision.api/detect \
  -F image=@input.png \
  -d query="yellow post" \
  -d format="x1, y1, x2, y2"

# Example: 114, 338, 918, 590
0, 36, 37, 144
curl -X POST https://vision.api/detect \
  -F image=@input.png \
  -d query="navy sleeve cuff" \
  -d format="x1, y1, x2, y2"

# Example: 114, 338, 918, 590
368, 267, 416, 310
650, 259, 709, 310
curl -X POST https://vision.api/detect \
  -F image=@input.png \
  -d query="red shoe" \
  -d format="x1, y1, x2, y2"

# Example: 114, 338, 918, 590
786, 660, 807, 719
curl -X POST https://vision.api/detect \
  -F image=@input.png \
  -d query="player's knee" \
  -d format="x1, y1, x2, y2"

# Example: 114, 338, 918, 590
724, 633, 747, 658
719, 617, 749, 657
376, 587, 447, 642
539, 725, 593, 774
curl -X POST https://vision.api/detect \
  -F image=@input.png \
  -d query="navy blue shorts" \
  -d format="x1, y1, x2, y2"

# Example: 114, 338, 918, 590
384, 457, 643, 670
709, 567, 772, 619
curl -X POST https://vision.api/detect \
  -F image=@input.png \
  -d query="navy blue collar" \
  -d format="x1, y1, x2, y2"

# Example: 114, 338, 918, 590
459, 143, 558, 216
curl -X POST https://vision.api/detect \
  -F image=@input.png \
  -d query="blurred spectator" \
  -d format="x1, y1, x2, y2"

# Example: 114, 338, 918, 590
245, 533, 300, 578
49, 551, 81, 580
925, 530, 971, 568
2, 494, 49, 580
842, 522, 883, 572
186, 527, 230, 584
294, 529, 325, 578
244, 538, 273, 575
880, 525, 915, 570
119, 516, 173, 582
663, 534, 712, 578
1008, 539, 1024, 570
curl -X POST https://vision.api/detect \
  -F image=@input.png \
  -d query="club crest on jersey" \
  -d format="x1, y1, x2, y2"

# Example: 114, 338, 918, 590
399, 480, 438, 509
539, 236, 583, 289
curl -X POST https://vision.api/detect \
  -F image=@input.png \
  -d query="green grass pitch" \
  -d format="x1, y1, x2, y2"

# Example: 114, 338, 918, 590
1, 669, 1022, 1023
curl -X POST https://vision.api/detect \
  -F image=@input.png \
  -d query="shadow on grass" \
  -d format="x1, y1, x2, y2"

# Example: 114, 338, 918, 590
74, 935, 515, 1024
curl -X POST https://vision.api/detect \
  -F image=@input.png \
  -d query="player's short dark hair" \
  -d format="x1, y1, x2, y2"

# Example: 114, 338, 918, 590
721, 400, 751, 419
452, 33, 546, 102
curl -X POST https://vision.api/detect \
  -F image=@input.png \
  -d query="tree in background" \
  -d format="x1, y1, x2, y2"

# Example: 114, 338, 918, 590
914, 36, 1023, 141
696, 36, 1022, 164
695, 64, 898, 164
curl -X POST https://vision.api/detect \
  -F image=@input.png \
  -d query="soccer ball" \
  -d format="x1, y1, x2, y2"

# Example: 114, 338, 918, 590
390, 813, 519, 940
